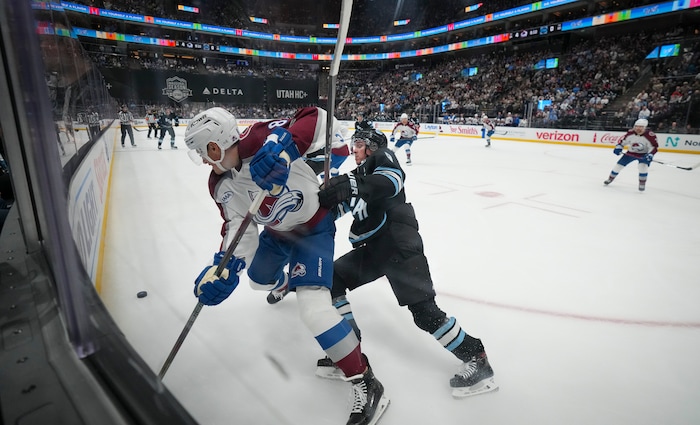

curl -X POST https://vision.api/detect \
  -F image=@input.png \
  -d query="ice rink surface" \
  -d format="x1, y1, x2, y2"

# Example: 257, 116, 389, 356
100, 127, 700, 425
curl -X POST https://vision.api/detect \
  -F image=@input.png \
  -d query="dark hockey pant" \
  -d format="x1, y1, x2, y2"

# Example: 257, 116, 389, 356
120, 124, 135, 145
332, 203, 484, 361
147, 123, 158, 138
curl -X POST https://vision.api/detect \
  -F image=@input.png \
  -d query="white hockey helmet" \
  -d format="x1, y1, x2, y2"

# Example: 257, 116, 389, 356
634, 118, 648, 128
400, 113, 409, 120
185, 107, 240, 169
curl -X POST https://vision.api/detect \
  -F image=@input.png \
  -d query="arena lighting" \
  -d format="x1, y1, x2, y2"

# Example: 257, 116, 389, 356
249, 16, 269, 24
324, 23, 340, 29
56, 0, 580, 45
465, 3, 483, 13
393, 19, 410, 26
40, 0, 700, 62
177, 5, 199, 13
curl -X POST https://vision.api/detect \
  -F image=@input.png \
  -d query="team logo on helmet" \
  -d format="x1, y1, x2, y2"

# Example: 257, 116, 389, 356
162, 76, 192, 103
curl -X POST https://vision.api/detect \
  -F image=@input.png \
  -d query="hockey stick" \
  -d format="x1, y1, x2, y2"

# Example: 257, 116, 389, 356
417, 134, 437, 140
132, 126, 144, 132
323, 0, 353, 184
652, 159, 700, 171
158, 189, 267, 380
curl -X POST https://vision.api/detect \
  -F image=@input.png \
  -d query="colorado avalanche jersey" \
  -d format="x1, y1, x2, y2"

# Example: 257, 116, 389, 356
207, 107, 334, 261
391, 121, 419, 140
619, 129, 659, 158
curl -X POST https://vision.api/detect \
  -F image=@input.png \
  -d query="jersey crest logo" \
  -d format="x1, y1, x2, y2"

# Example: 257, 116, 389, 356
255, 188, 303, 226
291, 262, 307, 278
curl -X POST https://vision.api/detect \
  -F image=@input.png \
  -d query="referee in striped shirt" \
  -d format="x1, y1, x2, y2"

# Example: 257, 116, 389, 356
119, 104, 136, 148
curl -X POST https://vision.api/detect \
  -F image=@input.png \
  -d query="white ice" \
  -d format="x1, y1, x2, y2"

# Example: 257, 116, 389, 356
100, 127, 700, 425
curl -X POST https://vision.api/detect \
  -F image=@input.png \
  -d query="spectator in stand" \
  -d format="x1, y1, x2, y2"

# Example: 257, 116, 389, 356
670, 86, 683, 103
638, 105, 651, 121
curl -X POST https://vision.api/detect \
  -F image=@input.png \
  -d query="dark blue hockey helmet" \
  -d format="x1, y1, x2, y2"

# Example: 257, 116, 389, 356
352, 129, 387, 151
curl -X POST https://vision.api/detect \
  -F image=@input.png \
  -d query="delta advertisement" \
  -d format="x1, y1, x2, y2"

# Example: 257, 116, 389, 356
98, 70, 319, 105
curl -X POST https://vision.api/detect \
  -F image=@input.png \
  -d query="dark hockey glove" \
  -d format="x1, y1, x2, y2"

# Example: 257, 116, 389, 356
613, 144, 623, 155
643, 153, 654, 164
318, 174, 352, 209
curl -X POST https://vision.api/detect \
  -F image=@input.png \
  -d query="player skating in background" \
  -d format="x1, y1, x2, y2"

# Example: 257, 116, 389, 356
390, 112, 419, 165
603, 118, 658, 191
481, 114, 495, 147
157, 107, 179, 149
274, 128, 498, 399
184, 107, 388, 425
354, 112, 373, 132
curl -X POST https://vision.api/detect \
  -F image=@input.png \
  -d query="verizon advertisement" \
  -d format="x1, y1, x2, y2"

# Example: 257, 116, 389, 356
367, 122, 700, 154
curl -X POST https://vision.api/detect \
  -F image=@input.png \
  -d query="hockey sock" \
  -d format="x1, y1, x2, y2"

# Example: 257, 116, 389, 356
297, 287, 365, 377
605, 170, 619, 183
639, 172, 648, 190
434, 317, 484, 361
333, 295, 361, 340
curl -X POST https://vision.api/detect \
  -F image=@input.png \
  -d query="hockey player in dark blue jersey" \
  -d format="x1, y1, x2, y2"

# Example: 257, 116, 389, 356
287, 128, 498, 399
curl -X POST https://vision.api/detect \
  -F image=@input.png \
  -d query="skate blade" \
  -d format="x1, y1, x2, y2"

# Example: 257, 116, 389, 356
315, 366, 345, 380
367, 395, 390, 425
451, 377, 499, 399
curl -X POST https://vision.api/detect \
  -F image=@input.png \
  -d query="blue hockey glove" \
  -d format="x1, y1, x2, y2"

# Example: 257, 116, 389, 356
644, 153, 654, 163
390, 135, 395, 143
250, 128, 301, 194
411, 135, 417, 142
194, 251, 246, 306
613, 144, 623, 155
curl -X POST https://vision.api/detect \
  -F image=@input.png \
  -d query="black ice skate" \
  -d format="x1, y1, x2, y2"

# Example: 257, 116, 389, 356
639, 182, 646, 191
604, 176, 615, 185
450, 352, 499, 399
315, 356, 344, 380
266, 279, 289, 304
345, 367, 390, 425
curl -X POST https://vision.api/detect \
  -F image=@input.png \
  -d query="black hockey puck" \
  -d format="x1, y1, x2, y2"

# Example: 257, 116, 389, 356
136, 291, 148, 298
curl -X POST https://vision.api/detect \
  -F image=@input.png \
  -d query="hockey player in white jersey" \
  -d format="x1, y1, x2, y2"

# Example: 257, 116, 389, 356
185, 107, 388, 425
390, 113, 419, 165
481, 114, 495, 147
603, 118, 659, 191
